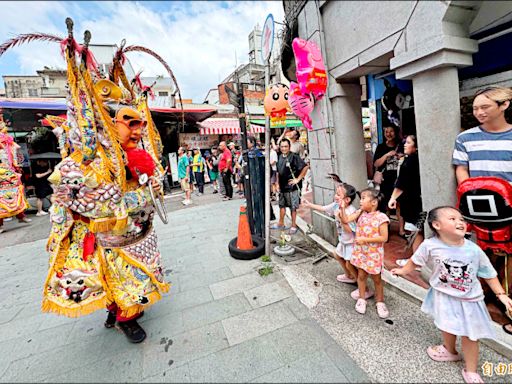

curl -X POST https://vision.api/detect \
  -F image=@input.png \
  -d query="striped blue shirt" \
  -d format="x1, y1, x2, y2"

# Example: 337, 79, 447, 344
452, 126, 512, 182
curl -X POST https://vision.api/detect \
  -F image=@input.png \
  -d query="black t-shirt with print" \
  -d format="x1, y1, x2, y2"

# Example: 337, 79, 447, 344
277, 152, 306, 192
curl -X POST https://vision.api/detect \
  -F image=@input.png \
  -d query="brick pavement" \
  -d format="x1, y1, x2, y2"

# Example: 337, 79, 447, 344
0, 191, 368, 383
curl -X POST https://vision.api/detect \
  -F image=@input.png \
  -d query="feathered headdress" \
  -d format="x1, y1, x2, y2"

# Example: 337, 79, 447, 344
0, 17, 185, 184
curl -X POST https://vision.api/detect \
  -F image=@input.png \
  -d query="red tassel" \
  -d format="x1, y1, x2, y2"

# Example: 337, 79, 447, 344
126, 148, 156, 181
143, 86, 155, 101
134, 72, 143, 90
60, 37, 82, 58
83, 232, 95, 262
85, 49, 100, 76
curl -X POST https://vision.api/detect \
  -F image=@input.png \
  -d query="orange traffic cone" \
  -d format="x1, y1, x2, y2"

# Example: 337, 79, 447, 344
236, 206, 254, 250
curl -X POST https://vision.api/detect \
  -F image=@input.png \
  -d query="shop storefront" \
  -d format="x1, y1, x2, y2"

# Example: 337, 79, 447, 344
284, 1, 512, 330
0, 97, 217, 189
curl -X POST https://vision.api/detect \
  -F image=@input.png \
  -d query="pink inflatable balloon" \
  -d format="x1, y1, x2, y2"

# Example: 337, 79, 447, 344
288, 81, 314, 131
292, 38, 327, 101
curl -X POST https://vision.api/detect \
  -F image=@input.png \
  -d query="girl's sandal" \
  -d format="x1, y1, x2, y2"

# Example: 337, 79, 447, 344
503, 323, 512, 335
427, 345, 463, 362
355, 298, 367, 314
461, 368, 484, 383
376, 302, 389, 319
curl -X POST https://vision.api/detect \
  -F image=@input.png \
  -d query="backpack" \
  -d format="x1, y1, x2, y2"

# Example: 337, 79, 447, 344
457, 176, 512, 253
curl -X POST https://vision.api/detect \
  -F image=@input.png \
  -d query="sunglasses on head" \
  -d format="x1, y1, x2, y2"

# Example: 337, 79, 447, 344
116, 116, 147, 129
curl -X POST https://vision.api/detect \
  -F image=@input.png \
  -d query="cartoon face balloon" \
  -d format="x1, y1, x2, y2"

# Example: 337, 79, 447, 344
264, 83, 291, 127
292, 38, 327, 102
288, 82, 314, 131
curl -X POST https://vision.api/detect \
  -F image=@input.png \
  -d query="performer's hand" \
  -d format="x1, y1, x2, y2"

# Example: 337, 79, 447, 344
388, 198, 397, 209
288, 179, 299, 186
150, 177, 162, 195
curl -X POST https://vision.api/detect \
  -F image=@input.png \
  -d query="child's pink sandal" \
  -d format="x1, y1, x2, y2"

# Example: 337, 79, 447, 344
461, 368, 484, 383
355, 298, 366, 314
350, 288, 374, 300
376, 302, 389, 319
336, 274, 356, 284
427, 345, 462, 362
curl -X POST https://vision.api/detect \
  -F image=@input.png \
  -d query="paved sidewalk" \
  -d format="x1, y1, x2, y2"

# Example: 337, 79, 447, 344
0, 183, 241, 249
0, 198, 368, 383
273, 206, 511, 383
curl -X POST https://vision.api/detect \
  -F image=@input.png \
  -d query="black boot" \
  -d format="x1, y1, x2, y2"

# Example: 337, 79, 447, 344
104, 310, 117, 328
117, 319, 147, 343
105, 310, 144, 329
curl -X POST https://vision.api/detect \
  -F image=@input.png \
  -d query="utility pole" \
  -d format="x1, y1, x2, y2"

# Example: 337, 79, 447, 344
264, 58, 271, 257
235, 70, 255, 234
261, 14, 275, 257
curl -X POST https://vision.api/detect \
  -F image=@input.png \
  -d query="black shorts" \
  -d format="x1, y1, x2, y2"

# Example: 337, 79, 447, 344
35, 186, 53, 199
278, 189, 301, 210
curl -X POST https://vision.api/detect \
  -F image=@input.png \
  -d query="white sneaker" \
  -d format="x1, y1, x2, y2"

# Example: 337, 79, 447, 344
18, 217, 32, 223
36, 211, 49, 216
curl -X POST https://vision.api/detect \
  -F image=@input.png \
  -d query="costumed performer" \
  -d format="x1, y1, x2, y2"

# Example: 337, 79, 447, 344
41, 19, 169, 344
0, 120, 32, 233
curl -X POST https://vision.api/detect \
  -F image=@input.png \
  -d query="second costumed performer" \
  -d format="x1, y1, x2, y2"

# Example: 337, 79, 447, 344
0, 19, 172, 343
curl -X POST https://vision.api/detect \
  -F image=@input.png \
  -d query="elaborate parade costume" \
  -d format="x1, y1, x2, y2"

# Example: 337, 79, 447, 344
0, 19, 178, 342
0, 121, 30, 232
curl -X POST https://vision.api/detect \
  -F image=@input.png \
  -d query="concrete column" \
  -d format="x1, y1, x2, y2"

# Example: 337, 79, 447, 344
412, 66, 460, 213
330, 83, 367, 191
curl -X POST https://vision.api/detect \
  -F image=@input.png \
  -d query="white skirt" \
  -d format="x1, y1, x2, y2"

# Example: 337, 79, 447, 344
422, 288, 496, 341
335, 242, 353, 261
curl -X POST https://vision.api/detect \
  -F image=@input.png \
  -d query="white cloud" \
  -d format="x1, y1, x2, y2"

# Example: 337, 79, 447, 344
0, 1, 285, 102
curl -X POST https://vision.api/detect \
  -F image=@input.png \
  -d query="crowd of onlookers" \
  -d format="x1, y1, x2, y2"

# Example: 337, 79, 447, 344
302, 86, 512, 384
176, 127, 310, 210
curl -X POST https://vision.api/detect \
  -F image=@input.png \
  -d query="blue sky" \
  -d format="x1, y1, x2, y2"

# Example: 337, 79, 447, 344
0, 1, 284, 102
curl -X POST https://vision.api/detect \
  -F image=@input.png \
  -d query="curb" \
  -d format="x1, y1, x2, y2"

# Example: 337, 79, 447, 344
279, 204, 512, 360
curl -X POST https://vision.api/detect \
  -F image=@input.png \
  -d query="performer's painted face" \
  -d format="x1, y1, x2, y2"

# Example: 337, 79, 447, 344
115, 107, 146, 150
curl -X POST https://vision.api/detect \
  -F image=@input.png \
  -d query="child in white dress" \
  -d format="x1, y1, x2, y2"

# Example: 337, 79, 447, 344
303, 183, 358, 283
392, 206, 512, 384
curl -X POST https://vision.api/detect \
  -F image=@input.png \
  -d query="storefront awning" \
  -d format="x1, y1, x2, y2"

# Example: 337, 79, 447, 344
0, 98, 66, 110
199, 118, 265, 135
0, 98, 217, 124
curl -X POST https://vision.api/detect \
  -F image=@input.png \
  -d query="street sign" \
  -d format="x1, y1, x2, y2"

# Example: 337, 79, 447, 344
261, 13, 274, 63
